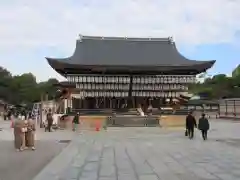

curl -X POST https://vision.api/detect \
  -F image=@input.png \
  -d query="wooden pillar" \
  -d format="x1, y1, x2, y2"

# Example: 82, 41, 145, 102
110, 98, 112, 109
112, 98, 115, 109
117, 98, 119, 109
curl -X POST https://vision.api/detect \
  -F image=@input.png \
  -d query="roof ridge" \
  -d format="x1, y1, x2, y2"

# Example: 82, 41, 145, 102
78, 34, 174, 42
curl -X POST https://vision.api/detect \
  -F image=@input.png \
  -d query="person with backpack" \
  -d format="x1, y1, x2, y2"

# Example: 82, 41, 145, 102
46, 109, 53, 132
198, 113, 210, 140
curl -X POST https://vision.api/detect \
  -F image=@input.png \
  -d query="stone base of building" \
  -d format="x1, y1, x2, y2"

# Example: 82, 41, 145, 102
59, 114, 187, 130
160, 115, 186, 127
59, 115, 107, 130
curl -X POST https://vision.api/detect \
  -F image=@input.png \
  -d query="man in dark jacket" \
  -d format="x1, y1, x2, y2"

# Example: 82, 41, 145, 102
186, 111, 197, 139
198, 113, 210, 140
46, 109, 53, 132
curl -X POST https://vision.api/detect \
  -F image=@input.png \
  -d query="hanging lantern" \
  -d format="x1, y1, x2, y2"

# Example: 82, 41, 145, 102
123, 76, 126, 83
148, 77, 151, 84
153, 77, 156, 84
139, 77, 143, 84
90, 76, 93, 83
82, 76, 86, 82
132, 91, 136, 96
118, 77, 121, 83
122, 77, 125, 83
133, 77, 136, 83
94, 76, 98, 83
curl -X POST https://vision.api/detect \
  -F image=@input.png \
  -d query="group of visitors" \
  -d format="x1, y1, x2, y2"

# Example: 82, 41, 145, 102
13, 118, 36, 151
186, 111, 210, 140
4, 108, 32, 121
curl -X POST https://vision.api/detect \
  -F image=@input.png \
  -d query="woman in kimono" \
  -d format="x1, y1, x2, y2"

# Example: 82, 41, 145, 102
25, 119, 36, 150
14, 119, 27, 151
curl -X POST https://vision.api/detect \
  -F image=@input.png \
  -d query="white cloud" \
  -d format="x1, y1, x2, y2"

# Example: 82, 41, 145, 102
0, 0, 240, 81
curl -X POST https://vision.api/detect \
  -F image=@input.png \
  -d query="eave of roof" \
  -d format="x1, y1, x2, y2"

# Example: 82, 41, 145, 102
47, 58, 215, 75
46, 35, 216, 75
53, 81, 76, 88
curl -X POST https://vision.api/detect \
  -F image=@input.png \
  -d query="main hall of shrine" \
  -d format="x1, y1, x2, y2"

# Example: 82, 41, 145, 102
46, 35, 215, 111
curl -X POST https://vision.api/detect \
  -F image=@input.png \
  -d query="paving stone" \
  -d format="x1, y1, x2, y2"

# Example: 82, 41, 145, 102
188, 167, 217, 179
215, 173, 238, 180
118, 174, 137, 180
117, 167, 135, 175
86, 154, 101, 162
138, 174, 160, 180
79, 171, 98, 180
78, 177, 97, 180
82, 162, 99, 171
99, 166, 116, 177
166, 161, 186, 174
99, 177, 117, 180
61, 167, 80, 179
135, 164, 154, 174
155, 172, 181, 180
231, 170, 240, 177
32, 120, 240, 180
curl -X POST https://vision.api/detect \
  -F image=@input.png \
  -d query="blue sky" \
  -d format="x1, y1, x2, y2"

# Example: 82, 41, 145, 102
0, 0, 240, 82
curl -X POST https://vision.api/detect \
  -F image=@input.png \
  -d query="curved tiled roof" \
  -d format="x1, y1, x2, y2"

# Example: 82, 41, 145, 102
46, 35, 215, 75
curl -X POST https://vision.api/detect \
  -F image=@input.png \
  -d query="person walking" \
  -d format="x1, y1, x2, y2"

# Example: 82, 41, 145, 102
72, 112, 79, 131
198, 113, 210, 140
186, 111, 197, 139
46, 109, 53, 132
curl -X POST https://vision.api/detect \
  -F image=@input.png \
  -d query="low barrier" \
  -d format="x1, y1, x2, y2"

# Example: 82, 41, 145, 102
106, 115, 160, 127
160, 115, 185, 127
59, 115, 107, 130
58, 114, 188, 130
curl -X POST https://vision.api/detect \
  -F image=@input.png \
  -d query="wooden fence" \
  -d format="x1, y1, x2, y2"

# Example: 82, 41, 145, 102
219, 98, 240, 119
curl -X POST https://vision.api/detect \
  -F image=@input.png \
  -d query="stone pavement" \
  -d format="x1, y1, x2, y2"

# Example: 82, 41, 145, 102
0, 117, 78, 180
32, 119, 240, 180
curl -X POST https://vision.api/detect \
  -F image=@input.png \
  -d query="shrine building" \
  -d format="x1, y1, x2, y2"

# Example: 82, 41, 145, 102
46, 35, 215, 112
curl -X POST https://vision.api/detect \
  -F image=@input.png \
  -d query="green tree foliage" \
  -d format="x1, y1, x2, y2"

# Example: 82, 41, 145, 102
189, 73, 240, 99
0, 66, 59, 106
